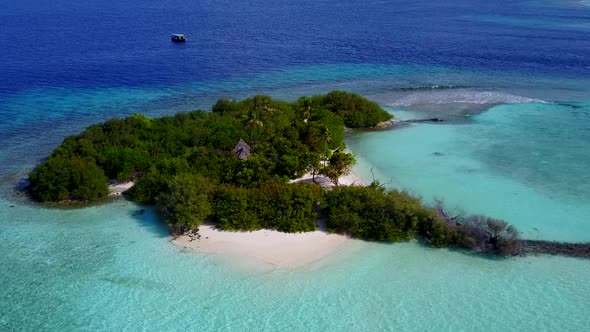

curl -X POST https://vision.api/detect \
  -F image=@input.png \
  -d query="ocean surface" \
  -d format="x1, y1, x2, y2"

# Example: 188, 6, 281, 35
1, 0, 590, 330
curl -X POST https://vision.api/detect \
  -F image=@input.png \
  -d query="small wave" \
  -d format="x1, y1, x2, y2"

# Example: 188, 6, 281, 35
395, 85, 472, 92
390, 90, 545, 107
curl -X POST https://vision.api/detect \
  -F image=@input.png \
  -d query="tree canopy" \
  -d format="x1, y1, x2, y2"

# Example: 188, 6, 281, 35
314, 90, 393, 128
28, 91, 389, 233
30, 91, 387, 204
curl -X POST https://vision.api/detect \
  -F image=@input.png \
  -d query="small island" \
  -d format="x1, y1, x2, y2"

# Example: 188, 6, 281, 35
27, 91, 590, 262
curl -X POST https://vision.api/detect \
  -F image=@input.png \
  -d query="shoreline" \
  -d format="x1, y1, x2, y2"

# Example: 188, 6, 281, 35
172, 169, 366, 270
173, 224, 353, 269
108, 181, 135, 197
290, 166, 366, 188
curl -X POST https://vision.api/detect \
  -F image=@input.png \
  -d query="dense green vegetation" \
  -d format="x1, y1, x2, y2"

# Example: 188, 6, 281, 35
29, 157, 108, 202
29, 91, 522, 257
154, 176, 323, 234
316, 90, 393, 128
212, 182, 323, 233
325, 184, 521, 256
30, 91, 389, 204
156, 174, 215, 232
325, 184, 443, 243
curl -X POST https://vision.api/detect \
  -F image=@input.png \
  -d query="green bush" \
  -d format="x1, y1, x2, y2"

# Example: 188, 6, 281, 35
416, 217, 454, 247
254, 183, 322, 232
318, 90, 392, 128
156, 174, 215, 232
212, 185, 261, 231
29, 157, 108, 202
102, 147, 150, 181
126, 170, 169, 204
320, 151, 356, 186
212, 183, 322, 233
325, 185, 440, 242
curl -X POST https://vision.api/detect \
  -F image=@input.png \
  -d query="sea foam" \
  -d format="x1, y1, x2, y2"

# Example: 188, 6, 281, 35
390, 89, 545, 107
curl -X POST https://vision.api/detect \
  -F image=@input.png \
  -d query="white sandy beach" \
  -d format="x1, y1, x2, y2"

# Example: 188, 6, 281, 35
173, 169, 365, 269
108, 181, 135, 197
173, 225, 352, 269
290, 168, 366, 188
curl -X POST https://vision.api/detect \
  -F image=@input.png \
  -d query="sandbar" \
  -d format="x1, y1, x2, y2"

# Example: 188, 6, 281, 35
173, 225, 352, 269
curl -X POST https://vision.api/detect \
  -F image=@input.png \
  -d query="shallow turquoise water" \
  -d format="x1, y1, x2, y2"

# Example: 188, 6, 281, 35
348, 101, 590, 242
1, 63, 590, 330
2, 0, 590, 329
2, 199, 589, 331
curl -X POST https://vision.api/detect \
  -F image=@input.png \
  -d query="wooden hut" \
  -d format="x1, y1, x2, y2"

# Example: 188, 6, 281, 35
233, 138, 251, 160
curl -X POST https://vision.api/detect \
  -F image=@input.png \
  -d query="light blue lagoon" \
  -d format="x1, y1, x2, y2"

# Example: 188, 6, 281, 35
2, 0, 590, 330
348, 101, 590, 242
1, 199, 589, 331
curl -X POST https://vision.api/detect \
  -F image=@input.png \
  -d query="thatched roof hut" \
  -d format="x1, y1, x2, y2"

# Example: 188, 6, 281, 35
233, 138, 251, 160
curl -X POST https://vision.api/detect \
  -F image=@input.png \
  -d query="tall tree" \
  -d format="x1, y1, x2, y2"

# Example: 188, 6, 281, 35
320, 126, 332, 165
299, 97, 313, 123
320, 151, 356, 186
242, 109, 263, 143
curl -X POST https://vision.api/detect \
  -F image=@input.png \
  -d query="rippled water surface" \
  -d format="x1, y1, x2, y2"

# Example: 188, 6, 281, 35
1, 0, 589, 330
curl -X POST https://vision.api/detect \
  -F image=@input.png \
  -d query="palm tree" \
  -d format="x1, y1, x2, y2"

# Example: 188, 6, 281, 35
248, 96, 274, 141
300, 97, 313, 123
261, 103, 274, 117
319, 126, 332, 166
253, 96, 274, 118
242, 109, 263, 143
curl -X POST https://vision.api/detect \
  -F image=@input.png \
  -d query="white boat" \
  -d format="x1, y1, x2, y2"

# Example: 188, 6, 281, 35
171, 34, 186, 42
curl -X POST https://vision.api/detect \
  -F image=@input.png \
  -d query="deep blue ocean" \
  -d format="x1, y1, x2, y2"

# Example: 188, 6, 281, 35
1, 0, 590, 330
